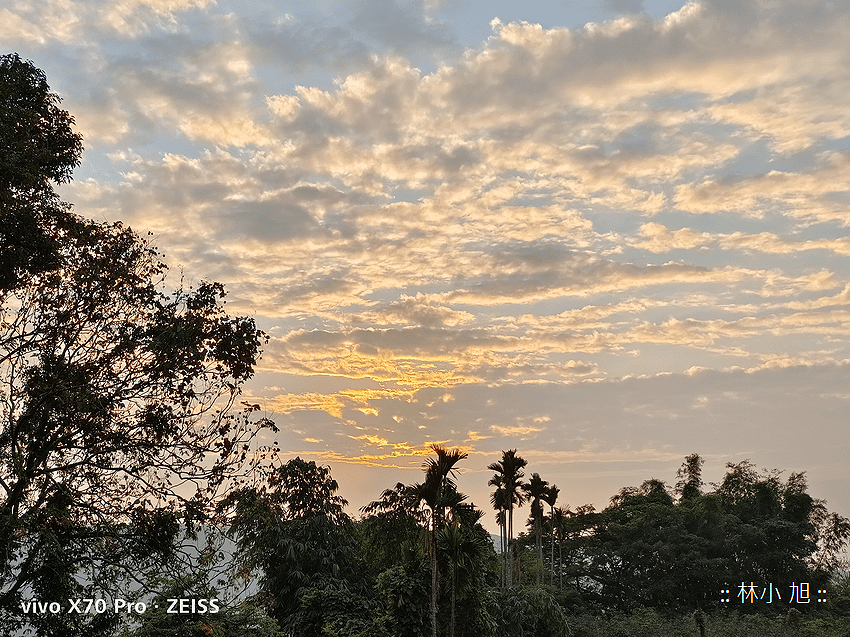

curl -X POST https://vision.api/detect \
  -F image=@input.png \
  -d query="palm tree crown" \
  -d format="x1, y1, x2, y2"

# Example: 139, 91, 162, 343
542, 483, 559, 585
523, 472, 549, 584
416, 444, 468, 637
487, 449, 527, 586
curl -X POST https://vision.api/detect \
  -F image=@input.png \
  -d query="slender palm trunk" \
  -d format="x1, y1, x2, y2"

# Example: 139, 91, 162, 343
500, 517, 507, 587
558, 539, 563, 588
535, 515, 542, 585
499, 519, 508, 588
431, 528, 438, 637
507, 505, 513, 587
549, 506, 555, 585
449, 573, 456, 637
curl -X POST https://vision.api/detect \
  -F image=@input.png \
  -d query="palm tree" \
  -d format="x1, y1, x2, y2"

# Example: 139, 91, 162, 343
551, 504, 570, 588
414, 444, 468, 637
489, 473, 509, 586
523, 472, 549, 584
487, 449, 527, 586
542, 484, 559, 585
437, 513, 488, 637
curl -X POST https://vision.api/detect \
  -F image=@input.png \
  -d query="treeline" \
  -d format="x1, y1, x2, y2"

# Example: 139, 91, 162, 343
128, 448, 850, 637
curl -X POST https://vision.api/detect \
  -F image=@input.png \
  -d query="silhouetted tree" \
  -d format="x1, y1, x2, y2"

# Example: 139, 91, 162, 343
675, 453, 704, 501
221, 458, 357, 636
542, 484, 559, 585
438, 516, 490, 637
1, 56, 270, 636
488, 450, 527, 587
582, 458, 850, 612
0, 53, 83, 291
412, 445, 468, 637
523, 472, 549, 585
360, 482, 424, 581
489, 472, 509, 586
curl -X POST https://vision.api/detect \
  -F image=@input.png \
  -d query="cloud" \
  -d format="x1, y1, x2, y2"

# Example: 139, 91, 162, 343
263, 388, 417, 419
674, 152, 850, 222
316, 442, 459, 467
634, 223, 850, 256
102, 0, 218, 36
0, 0, 84, 44
489, 424, 543, 437
52, 0, 850, 343
442, 256, 754, 305
707, 82, 850, 154
31, 0, 850, 521
347, 293, 476, 327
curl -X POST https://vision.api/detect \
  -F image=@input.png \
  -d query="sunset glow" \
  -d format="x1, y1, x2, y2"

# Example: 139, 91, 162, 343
6, 0, 849, 530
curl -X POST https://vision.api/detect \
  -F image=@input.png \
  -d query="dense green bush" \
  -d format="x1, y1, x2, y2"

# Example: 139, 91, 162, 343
567, 609, 850, 637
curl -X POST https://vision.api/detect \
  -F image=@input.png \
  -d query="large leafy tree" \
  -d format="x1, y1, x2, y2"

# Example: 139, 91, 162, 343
1, 54, 270, 635
360, 482, 425, 582
222, 458, 359, 636
590, 478, 703, 609
582, 457, 850, 612
0, 220, 268, 630
713, 460, 821, 588
0, 53, 82, 291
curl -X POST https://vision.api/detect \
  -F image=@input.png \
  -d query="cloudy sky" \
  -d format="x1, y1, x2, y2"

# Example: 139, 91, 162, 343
4, 0, 849, 530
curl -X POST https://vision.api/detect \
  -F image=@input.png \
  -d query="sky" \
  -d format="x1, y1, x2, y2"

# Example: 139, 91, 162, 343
3, 0, 849, 534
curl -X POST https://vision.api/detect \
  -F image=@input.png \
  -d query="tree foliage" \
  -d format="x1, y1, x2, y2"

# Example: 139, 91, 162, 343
411, 445, 469, 637
0, 53, 271, 636
117, 537, 282, 637
0, 53, 83, 291
437, 519, 496, 637
486, 585, 570, 637
359, 482, 428, 585
488, 449, 527, 588
552, 458, 849, 613
0, 219, 269, 627
523, 472, 549, 585
360, 447, 496, 637
675, 453, 704, 501
374, 564, 430, 637
218, 450, 850, 635
222, 457, 359, 636
542, 484, 559, 586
